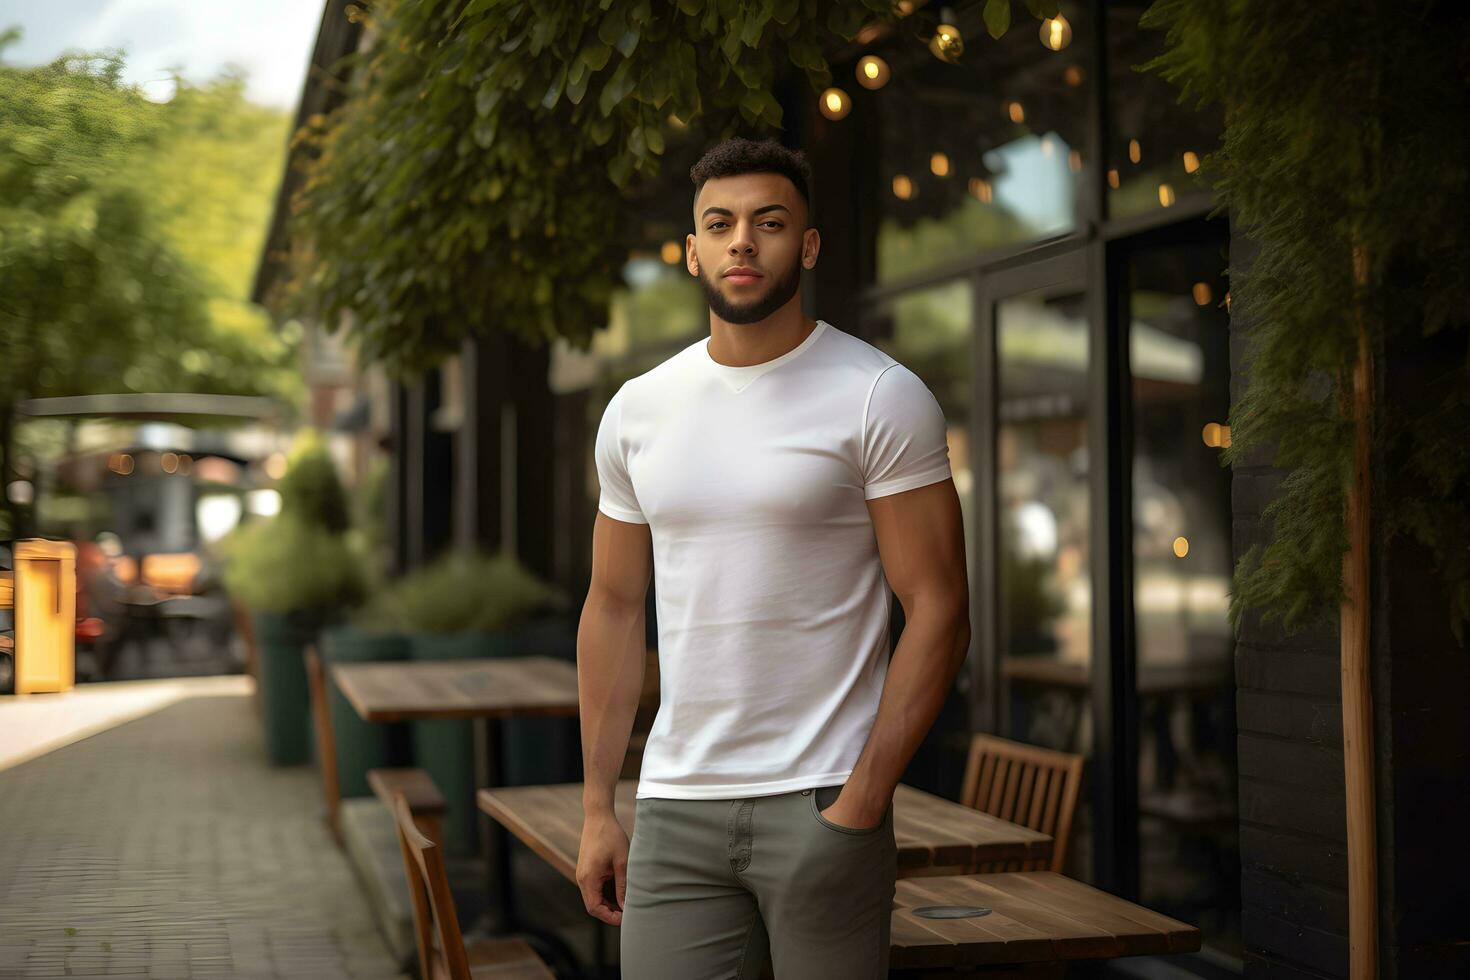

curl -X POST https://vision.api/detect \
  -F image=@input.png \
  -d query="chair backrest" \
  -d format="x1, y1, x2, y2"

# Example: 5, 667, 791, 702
304, 645, 340, 839
959, 733, 1084, 873
391, 792, 472, 980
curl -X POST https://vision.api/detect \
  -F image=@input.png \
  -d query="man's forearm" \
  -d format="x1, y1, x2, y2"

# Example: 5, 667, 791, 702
844, 598, 970, 816
577, 595, 646, 816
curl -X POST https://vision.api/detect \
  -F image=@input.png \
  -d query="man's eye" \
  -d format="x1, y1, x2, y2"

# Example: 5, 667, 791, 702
708, 222, 727, 230
761, 221, 781, 229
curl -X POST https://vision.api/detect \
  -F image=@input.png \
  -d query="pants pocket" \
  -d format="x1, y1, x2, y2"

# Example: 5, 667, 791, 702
808, 784, 888, 836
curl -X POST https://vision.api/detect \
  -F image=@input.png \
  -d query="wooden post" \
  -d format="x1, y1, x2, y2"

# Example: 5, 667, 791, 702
1342, 243, 1377, 979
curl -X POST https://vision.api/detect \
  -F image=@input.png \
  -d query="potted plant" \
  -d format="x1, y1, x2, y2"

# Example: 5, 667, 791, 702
371, 550, 570, 855
222, 432, 366, 765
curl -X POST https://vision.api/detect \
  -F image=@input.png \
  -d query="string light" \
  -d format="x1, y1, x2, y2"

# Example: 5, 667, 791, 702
1128, 139, 1142, 164
856, 55, 890, 90
660, 240, 683, 264
1182, 150, 1200, 173
892, 174, 914, 199
1158, 183, 1175, 207
930, 152, 950, 176
1192, 282, 1212, 306
968, 178, 993, 203
1007, 101, 1025, 123
1064, 65, 1084, 86
1040, 14, 1072, 51
818, 87, 851, 120
1173, 536, 1190, 558
929, 11, 964, 64
1107, 169, 1120, 189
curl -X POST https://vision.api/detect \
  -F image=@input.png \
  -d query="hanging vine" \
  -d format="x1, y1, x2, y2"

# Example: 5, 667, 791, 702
285, 0, 1058, 374
1139, 0, 1470, 643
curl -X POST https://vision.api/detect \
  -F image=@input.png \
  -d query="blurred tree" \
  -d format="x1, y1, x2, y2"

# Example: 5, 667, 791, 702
0, 29, 300, 536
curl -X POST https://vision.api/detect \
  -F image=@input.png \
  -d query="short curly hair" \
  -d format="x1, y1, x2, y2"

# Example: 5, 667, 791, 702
689, 137, 813, 216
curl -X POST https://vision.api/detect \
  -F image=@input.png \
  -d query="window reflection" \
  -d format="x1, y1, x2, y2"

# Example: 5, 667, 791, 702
1107, 2, 1222, 217
870, 2, 1092, 282
1128, 233, 1239, 957
995, 285, 1092, 880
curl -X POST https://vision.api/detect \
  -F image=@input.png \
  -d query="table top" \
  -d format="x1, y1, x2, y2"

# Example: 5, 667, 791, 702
330, 657, 580, 722
890, 872, 1201, 968
477, 780, 1053, 883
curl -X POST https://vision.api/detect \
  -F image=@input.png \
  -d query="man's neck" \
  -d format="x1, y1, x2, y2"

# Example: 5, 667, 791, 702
707, 302, 818, 368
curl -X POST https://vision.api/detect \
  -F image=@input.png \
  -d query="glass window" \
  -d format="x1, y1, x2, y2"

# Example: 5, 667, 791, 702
994, 283, 1093, 879
1107, 1, 1223, 218
868, 1, 1094, 282
1127, 232, 1239, 957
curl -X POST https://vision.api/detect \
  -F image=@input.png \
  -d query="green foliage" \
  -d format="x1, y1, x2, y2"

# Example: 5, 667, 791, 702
1139, 0, 1470, 641
219, 514, 368, 616
355, 550, 570, 635
276, 430, 352, 533
0, 29, 303, 532
220, 429, 360, 615
0, 33, 298, 403
288, 0, 894, 374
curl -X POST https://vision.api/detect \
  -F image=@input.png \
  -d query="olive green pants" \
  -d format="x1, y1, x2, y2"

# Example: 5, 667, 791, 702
620, 783, 897, 979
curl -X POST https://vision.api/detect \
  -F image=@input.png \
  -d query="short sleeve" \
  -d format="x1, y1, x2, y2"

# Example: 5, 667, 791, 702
593, 386, 648, 524
862, 363, 953, 499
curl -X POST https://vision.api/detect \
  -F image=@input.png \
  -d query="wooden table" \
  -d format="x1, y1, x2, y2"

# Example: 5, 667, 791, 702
890, 872, 1201, 972
330, 656, 581, 722
476, 779, 1053, 883
330, 656, 581, 940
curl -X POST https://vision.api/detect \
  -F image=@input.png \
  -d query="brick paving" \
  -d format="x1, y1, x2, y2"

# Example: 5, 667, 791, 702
0, 684, 408, 980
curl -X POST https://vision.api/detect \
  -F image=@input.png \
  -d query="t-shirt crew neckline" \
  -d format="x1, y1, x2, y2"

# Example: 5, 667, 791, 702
702, 319, 828, 394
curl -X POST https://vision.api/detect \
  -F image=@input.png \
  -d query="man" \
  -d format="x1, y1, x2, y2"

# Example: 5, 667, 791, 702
575, 137, 971, 978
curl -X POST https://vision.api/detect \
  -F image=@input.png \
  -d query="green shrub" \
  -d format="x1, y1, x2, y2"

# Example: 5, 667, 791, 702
276, 429, 351, 534
220, 514, 367, 617
357, 551, 568, 635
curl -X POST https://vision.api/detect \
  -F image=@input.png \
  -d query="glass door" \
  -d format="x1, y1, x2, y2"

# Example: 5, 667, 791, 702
975, 249, 1095, 880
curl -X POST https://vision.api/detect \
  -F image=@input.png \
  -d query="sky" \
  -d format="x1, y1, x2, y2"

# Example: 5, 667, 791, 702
0, 0, 325, 109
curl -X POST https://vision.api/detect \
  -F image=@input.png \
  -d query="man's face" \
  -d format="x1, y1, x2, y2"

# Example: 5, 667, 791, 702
687, 172, 819, 325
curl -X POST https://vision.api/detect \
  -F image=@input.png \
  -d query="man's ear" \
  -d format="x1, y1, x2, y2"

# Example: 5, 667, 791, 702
685, 232, 698, 276
802, 227, 821, 269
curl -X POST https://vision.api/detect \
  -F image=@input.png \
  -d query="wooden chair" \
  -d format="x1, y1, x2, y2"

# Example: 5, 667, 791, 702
305, 645, 447, 843
390, 793, 554, 980
958, 733, 1084, 873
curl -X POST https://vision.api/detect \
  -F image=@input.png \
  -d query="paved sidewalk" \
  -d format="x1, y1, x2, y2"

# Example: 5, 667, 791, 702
0, 681, 408, 979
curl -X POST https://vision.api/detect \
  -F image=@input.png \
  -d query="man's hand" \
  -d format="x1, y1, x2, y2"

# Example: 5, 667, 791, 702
576, 810, 630, 925
817, 790, 889, 832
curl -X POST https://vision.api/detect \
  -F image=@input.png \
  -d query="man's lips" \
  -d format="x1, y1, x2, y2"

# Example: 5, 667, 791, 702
723, 268, 763, 285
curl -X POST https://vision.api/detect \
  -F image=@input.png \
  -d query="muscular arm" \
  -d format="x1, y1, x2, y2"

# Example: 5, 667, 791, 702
829, 477, 972, 826
575, 510, 652, 925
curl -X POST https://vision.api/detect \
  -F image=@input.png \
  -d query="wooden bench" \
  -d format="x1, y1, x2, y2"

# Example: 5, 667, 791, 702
304, 645, 450, 969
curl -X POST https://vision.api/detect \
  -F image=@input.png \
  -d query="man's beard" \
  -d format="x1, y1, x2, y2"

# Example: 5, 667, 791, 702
697, 253, 803, 325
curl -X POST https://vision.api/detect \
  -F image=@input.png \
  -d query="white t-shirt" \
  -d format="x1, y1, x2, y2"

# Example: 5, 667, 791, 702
594, 318, 953, 800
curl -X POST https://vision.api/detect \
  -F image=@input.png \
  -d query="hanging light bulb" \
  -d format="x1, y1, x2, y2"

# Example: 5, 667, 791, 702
929, 9, 964, 64
856, 55, 891, 90
1040, 14, 1072, 51
818, 87, 851, 120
